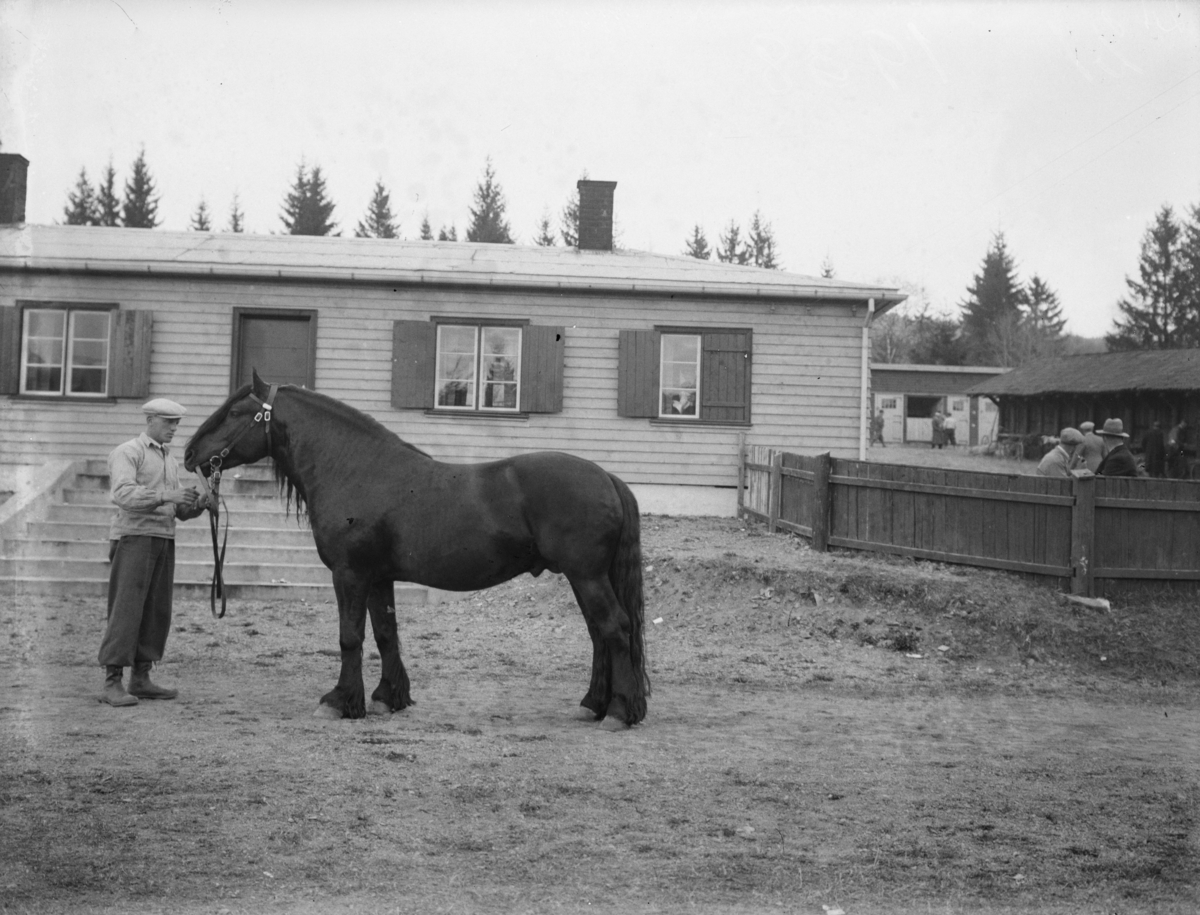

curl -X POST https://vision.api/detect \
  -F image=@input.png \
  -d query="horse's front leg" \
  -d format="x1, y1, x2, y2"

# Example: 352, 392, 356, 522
316, 571, 369, 719
366, 581, 412, 714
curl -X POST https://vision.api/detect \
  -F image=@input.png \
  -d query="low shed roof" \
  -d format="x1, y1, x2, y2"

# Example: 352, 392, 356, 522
872, 363, 1009, 396
965, 349, 1200, 396
0, 225, 906, 307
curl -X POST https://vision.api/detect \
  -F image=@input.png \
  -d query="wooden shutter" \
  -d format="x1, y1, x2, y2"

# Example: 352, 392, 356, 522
617, 329, 661, 418
391, 320, 436, 410
0, 305, 20, 395
109, 309, 153, 399
700, 331, 751, 424
520, 324, 565, 414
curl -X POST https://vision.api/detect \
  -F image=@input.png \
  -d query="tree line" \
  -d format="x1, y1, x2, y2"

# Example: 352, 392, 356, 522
871, 201, 1200, 367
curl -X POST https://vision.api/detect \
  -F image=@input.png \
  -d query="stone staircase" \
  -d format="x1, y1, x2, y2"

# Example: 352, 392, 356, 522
0, 460, 433, 604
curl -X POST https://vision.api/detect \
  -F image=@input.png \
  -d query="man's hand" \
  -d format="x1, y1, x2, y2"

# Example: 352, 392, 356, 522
163, 487, 200, 507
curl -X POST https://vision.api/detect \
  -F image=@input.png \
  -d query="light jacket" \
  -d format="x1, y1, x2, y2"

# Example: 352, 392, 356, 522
108, 433, 183, 539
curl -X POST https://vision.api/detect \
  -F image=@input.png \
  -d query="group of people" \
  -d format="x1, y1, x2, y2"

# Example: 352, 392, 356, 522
1035, 417, 1192, 479
930, 411, 956, 449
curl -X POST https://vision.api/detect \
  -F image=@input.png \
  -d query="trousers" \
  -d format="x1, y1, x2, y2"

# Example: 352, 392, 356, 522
98, 535, 175, 668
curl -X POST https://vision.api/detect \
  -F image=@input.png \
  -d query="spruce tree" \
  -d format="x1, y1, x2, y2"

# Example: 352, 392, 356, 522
438, 225, 457, 241
465, 158, 513, 243
354, 179, 399, 238
62, 168, 99, 225
121, 148, 161, 228
190, 198, 212, 231
96, 161, 121, 226
534, 211, 557, 247
280, 162, 338, 236
746, 211, 779, 269
1025, 275, 1066, 336
559, 175, 585, 247
683, 225, 711, 260
959, 232, 1026, 364
227, 193, 244, 233
419, 215, 434, 240
716, 221, 750, 265
1106, 205, 1193, 350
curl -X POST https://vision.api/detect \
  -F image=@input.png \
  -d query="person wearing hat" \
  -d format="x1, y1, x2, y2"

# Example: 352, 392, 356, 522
1073, 421, 1106, 473
97, 398, 212, 707
1036, 427, 1084, 478
1095, 418, 1140, 478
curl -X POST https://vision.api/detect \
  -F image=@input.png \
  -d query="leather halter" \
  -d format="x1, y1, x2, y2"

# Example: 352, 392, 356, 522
204, 383, 279, 618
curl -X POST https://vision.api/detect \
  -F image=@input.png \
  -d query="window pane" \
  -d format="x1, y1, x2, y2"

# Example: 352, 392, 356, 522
435, 325, 478, 408
481, 327, 520, 409
26, 310, 65, 338
72, 312, 110, 339
25, 366, 62, 392
660, 333, 700, 418
484, 381, 518, 409
26, 338, 64, 366
70, 368, 106, 394
437, 380, 473, 407
72, 340, 108, 367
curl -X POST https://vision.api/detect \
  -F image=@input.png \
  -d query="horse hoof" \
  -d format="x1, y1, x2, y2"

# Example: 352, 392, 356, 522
312, 703, 341, 720
574, 706, 599, 722
367, 700, 392, 716
598, 715, 630, 732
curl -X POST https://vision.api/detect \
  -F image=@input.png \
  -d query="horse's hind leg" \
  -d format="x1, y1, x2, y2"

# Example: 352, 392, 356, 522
366, 581, 412, 714
569, 580, 606, 721
569, 575, 645, 727
317, 571, 369, 719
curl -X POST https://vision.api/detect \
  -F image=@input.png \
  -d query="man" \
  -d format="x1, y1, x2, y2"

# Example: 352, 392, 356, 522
931, 411, 945, 449
1167, 418, 1191, 479
97, 398, 211, 707
1074, 421, 1106, 473
942, 412, 957, 447
1036, 427, 1084, 477
870, 408, 886, 447
1140, 421, 1167, 478
1095, 418, 1140, 477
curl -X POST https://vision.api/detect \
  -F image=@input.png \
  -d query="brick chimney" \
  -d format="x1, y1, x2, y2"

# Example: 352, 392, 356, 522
0, 154, 29, 224
576, 179, 616, 251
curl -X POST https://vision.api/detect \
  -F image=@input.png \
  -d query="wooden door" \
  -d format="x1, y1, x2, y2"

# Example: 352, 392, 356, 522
231, 309, 317, 391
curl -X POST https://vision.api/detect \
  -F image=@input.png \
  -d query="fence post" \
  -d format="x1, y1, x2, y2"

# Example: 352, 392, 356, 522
767, 451, 782, 533
812, 452, 832, 552
736, 433, 746, 521
1070, 470, 1095, 597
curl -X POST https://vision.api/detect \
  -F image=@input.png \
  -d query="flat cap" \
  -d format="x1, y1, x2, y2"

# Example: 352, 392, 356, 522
1059, 427, 1084, 445
141, 397, 187, 419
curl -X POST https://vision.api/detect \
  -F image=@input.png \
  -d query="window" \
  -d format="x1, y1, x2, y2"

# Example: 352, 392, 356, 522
619, 327, 752, 424
880, 397, 898, 410
20, 307, 111, 396
435, 324, 521, 411
951, 398, 967, 412
391, 319, 564, 414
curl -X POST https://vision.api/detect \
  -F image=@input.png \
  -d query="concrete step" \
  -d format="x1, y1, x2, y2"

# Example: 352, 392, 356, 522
19, 520, 318, 547
0, 556, 337, 586
46, 503, 306, 528
63, 486, 285, 505
3, 537, 323, 564
0, 576, 445, 603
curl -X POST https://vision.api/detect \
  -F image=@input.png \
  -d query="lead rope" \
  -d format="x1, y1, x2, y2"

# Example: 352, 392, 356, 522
208, 457, 229, 619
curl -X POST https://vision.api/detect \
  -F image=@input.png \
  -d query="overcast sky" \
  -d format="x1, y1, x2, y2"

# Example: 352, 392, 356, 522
2, 0, 1198, 338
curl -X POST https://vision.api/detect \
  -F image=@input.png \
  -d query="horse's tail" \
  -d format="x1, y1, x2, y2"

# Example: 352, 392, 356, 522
608, 473, 650, 712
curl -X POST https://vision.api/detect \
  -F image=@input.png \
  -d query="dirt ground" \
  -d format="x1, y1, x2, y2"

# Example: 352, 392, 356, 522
2, 515, 1199, 915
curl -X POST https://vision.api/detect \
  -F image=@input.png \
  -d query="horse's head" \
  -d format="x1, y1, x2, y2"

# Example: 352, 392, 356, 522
184, 371, 279, 476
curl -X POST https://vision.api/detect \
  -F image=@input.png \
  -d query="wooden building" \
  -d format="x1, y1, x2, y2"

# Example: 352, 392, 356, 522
964, 348, 1200, 449
0, 162, 904, 515
871, 364, 1008, 447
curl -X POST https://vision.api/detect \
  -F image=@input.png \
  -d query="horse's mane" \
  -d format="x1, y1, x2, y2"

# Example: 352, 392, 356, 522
191, 383, 429, 525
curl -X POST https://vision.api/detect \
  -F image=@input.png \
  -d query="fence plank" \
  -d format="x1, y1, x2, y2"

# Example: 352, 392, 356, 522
812, 453, 832, 552
1071, 472, 1095, 596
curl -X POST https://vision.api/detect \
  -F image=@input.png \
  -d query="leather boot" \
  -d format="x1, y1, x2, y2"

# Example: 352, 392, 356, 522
129, 662, 178, 700
98, 666, 138, 707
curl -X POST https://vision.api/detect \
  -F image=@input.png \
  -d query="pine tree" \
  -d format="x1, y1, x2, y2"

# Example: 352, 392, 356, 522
121, 148, 161, 229
437, 225, 457, 241
534, 210, 557, 247
683, 225, 711, 260
280, 162, 338, 236
1106, 205, 1193, 350
62, 168, 99, 225
746, 211, 779, 269
190, 198, 212, 231
96, 161, 121, 227
959, 232, 1026, 364
465, 158, 513, 243
716, 221, 750, 265
354, 179, 399, 238
1024, 275, 1066, 336
419, 215, 434, 240
559, 174, 585, 248
227, 193, 244, 233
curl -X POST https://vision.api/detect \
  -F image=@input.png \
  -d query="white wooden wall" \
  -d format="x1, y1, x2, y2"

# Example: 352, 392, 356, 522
0, 272, 866, 487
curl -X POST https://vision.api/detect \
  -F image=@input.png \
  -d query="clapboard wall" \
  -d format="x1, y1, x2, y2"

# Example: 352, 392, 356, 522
0, 269, 868, 488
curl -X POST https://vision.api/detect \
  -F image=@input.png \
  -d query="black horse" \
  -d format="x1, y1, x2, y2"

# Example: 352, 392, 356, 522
184, 372, 649, 727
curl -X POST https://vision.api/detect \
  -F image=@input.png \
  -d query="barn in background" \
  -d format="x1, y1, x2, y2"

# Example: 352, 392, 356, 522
965, 348, 1200, 455
0, 159, 905, 515
871, 363, 1008, 447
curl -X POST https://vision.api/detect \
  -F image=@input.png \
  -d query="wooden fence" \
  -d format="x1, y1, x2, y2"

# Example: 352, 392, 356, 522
738, 444, 1200, 595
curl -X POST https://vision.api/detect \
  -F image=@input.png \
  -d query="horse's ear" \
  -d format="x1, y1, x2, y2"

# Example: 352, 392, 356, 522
251, 369, 269, 398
